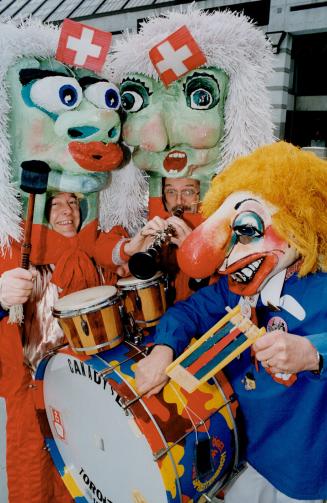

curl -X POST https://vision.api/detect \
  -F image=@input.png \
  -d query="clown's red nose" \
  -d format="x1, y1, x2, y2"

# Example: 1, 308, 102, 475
177, 220, 230, 278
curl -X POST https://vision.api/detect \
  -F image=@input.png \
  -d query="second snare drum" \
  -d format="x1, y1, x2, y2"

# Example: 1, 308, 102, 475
117, 271, 167, 332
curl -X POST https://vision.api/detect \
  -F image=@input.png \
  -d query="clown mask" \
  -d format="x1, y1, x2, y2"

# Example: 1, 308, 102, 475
178, 191, 299, 296
120, 68, 228, 198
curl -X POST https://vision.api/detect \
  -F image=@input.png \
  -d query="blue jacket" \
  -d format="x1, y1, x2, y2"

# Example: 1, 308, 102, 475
155, 271, 327, 499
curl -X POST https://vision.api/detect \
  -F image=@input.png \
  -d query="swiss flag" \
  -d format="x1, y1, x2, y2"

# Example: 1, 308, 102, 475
149, 25, 207, 87
56, 19, 112, 72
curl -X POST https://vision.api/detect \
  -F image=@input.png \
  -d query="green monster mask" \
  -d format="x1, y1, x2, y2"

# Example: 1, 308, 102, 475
110, 7, 274, 203
7, 56, 122, 228
0, 20, 142, 253
120, 68, 228, 199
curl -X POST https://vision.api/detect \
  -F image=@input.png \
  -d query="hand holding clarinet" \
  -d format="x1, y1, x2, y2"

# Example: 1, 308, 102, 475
125, 206, 193, 280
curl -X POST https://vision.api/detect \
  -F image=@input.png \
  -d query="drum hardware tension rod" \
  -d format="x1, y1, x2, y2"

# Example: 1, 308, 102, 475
227, 463, 247, 485
44, 342, 69, 356
125, 340, 151, 357
153, 397, 236, 462
98, 351, 145, 377
98, 345, 150, 378
200, 494, 214, 502
121, 369, 166, 410
120, 393, 145, 410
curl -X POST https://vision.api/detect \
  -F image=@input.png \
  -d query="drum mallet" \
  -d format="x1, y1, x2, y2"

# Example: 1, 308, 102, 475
9, 160, 50, 324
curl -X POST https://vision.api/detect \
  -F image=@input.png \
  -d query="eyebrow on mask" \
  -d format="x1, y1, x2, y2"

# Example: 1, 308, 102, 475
19, 68, 70, 85
234, 198, 259, 210
20, 69, 107, 89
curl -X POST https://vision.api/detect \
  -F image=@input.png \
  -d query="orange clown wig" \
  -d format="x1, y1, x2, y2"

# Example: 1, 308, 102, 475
202, 141, 327, 276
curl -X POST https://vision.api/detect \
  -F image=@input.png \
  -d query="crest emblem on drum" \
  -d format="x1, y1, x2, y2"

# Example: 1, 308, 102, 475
50, 407, 66, 441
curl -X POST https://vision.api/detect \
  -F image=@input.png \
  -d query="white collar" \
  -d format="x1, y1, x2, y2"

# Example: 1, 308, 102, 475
260, 269, 286, 307
242, 269, 306, 321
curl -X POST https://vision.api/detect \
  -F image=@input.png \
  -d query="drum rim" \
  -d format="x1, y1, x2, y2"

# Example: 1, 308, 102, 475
211, 374, 240, 474
52, 294, 121, 318
117, 273, 165, 291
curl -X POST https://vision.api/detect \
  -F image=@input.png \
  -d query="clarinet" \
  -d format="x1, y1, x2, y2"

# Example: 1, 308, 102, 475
128, 206, 184, 280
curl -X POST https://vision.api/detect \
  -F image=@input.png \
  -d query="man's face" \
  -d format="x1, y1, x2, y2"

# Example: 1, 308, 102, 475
120, 68, 228, 183
7, 57, 123, 225
178, 191, 298, 296
49, 192, 80, 237
163, 177, 200, 213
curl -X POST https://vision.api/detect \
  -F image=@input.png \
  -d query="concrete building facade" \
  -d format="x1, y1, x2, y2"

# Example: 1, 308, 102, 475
0, 0, 326, 146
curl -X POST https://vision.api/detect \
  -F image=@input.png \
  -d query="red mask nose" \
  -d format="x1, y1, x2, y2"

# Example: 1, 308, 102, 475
68, 142, 123, 171
177, 218, 231, 278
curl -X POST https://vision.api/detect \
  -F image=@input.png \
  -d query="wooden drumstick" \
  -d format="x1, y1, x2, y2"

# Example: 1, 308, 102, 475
8, 161, 50, 324
20, 160, 50, 269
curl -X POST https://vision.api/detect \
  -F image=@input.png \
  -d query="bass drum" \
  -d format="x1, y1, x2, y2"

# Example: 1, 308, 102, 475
36, 338, 239, 503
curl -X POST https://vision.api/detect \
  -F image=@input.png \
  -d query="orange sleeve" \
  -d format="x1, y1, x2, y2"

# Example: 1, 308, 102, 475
0, 281, 72, 503
0, 241, 20, 274
93, 225, 130, 268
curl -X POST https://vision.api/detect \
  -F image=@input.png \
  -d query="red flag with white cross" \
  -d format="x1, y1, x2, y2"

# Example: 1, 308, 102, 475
56, 19, 112, 72
149, 25, 207, 87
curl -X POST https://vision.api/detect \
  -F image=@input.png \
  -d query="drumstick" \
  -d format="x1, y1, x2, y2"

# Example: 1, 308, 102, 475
8, 161, 50, 324
20, 160, 50, 269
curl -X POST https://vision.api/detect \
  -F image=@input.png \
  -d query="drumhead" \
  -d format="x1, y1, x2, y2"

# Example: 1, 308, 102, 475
117, 271, 163, 289
37, 340, 238, 502
53, 285, 118, 317
41, 352, 170, 503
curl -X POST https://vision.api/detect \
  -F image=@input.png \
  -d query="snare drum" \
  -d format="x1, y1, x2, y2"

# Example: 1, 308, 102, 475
117, 272, 167, 329
36, 338, 239, 503
52, 285, 124, 355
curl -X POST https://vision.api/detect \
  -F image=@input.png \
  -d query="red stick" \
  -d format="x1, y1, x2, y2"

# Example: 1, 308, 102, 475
21, 193, 35, 269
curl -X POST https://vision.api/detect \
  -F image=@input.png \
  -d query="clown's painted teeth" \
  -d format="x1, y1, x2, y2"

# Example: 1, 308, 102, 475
242, 268, 253, 278
233, 272, 247, 282
231, 258, 264, 283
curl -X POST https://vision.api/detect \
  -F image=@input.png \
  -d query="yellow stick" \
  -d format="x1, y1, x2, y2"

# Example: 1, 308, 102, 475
166, 305, 241, 374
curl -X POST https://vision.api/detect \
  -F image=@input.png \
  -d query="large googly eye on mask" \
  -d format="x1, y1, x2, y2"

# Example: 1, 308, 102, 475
84, 82, 121, 110
120, 80, 150, 113
232, 211, 264, 245
29, 76, 82, 113
184, 74, 220, 110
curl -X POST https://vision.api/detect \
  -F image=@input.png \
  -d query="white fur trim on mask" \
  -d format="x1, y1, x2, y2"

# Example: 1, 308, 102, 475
107, 5, 275, 175
0, 19, 147, 253
99, 159, 148, 235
